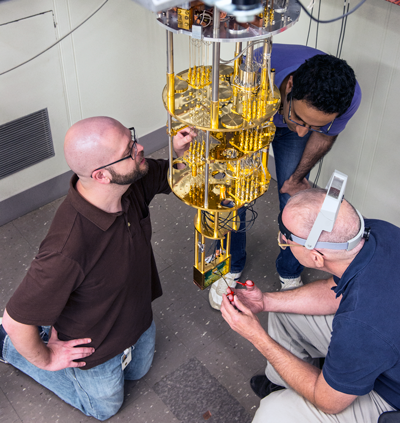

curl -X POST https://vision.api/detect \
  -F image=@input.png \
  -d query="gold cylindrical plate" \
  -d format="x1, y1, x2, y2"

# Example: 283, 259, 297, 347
219, 85, 233, 102
162, 84, 280, 132
221, 113, 243, 129
219, 64, 234, 78
175, 79, 188, 93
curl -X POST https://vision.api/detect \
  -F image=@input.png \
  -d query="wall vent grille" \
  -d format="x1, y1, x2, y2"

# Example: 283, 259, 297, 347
0, 109, 55, 180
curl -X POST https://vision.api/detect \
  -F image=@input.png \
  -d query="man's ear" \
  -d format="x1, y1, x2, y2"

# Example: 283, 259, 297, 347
311, 250, 325, 268
92, 169, 111, 184
285, 75, 293, 95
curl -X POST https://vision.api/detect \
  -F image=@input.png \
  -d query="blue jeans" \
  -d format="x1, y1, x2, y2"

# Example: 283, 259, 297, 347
3, 321, 156, 421
231, 127, 311, 278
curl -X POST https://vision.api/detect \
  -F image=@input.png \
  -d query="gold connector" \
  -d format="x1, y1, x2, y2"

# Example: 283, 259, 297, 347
167, 73, 175, 114
211, 101, 219, 129
252, 100, 257, 120
220, 185, 227, 201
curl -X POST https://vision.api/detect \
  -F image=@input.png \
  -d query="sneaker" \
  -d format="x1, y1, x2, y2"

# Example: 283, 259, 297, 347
0, 318, 9, 364
280, 276, 303, 291
209, 271, 242, 310
250, 374, 285, 398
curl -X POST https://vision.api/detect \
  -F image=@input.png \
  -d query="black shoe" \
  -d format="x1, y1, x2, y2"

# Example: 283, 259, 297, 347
250, 375, 285, 399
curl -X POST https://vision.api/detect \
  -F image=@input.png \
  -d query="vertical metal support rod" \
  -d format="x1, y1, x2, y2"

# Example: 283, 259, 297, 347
201, 234, 206, 271
233, 42, 242, 77
261, 38, 269, 92
212, 7, 220, 101
245, 41, 254, 69
210, 6, 220, 129
195, 228, 199, 267
213, 212, 219, 238
233, 42, 242, 111
226, 231, 231, 258
166, 30, 174, 184
232, 210, 238, 231
261, 149, 269, 186
204, 131, 210, 208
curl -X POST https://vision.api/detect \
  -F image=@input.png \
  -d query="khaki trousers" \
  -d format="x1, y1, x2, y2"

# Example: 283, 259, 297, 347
252, 313, 395, 423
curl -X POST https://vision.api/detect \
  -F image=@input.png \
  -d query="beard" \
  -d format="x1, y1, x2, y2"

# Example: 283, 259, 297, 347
109, 154, 149, 185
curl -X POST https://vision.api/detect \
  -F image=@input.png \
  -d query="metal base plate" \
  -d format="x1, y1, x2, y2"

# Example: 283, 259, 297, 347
193, 255, 231, 290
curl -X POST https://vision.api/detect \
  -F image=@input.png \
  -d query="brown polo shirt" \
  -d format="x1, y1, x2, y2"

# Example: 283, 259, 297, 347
6, 159, 171, 369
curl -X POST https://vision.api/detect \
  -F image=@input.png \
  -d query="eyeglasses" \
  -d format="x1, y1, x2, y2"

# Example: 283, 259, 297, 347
91, 127, 138, 176
277, 231, 324, 256
277, 231, 301, 250
288, 94, 335, 134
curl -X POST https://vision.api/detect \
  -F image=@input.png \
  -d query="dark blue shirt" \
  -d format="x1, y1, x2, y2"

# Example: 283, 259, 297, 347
254, 44, 362, 136
323, 219, 400, 410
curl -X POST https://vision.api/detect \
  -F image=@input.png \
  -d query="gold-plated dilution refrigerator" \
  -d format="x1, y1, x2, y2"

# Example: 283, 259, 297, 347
157, 0, 300, 289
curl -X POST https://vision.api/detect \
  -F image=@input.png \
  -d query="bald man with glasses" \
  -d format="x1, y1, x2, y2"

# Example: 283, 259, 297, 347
0, 117, 195, 421
221, 188, 400, 423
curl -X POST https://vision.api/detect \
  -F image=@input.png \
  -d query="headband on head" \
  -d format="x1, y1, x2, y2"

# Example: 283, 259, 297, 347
279, 170, 369, 251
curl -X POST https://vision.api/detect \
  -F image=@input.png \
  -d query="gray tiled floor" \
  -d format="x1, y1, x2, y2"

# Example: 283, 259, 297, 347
0, 147, 329, 422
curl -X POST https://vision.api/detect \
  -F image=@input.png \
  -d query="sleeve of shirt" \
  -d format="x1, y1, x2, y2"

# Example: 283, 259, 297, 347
6, 251, 84, 326
140, 158, 171, 205
323, 316, 397, 395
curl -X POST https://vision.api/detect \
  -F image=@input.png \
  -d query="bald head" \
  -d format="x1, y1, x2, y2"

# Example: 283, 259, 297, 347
283, 188, 364, 257
64, 117, 126, 178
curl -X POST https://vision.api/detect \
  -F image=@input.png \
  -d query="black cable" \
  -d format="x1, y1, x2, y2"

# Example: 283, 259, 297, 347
305, 4, 313, 46
312, 158, 323, 188
336, 1, 346, 57
0, 0, 109, 76
295, 0, 366, 23
315, 0, 321, 49
201, 201, 258, 234
0, 10, 54, 27
338, 3, 350, 58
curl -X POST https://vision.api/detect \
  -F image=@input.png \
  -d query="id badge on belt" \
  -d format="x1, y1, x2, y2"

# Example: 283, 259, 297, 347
121, 347, 132, 370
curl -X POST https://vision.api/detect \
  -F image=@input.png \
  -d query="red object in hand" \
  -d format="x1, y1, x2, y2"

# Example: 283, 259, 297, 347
236, 279, 254, 288
227, 293, 234, 303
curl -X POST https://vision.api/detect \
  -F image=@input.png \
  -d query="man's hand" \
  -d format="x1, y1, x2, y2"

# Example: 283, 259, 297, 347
231, 283, 265, 314
220, 294, 266, 343
280, 175, 311, 197
173, 127, 197, 158
44, 328, 94, 371
281, 132, 337, 197
3, 309, 94, 372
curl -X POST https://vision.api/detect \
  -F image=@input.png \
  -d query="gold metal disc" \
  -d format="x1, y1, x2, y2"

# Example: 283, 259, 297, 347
175, 79, 188, 93
219, 85, 233, 102
219, 64, 234, 78
221, 113, 243, 129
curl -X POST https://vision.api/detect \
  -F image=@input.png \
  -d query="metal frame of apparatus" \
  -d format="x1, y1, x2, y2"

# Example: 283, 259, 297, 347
159, 1, 300, 289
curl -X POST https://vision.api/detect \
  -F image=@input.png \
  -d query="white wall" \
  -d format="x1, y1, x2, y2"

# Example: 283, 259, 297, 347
1, 0, 399, 226
0, 0, 188, 201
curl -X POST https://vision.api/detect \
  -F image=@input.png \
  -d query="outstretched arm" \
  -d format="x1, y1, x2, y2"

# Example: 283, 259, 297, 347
280, 132, 337, 197
221, 295, 356, 414
263, 277, 341, 315
2, 309, 94, 371
173, 127, 197, 158
233, 277, 340, 316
